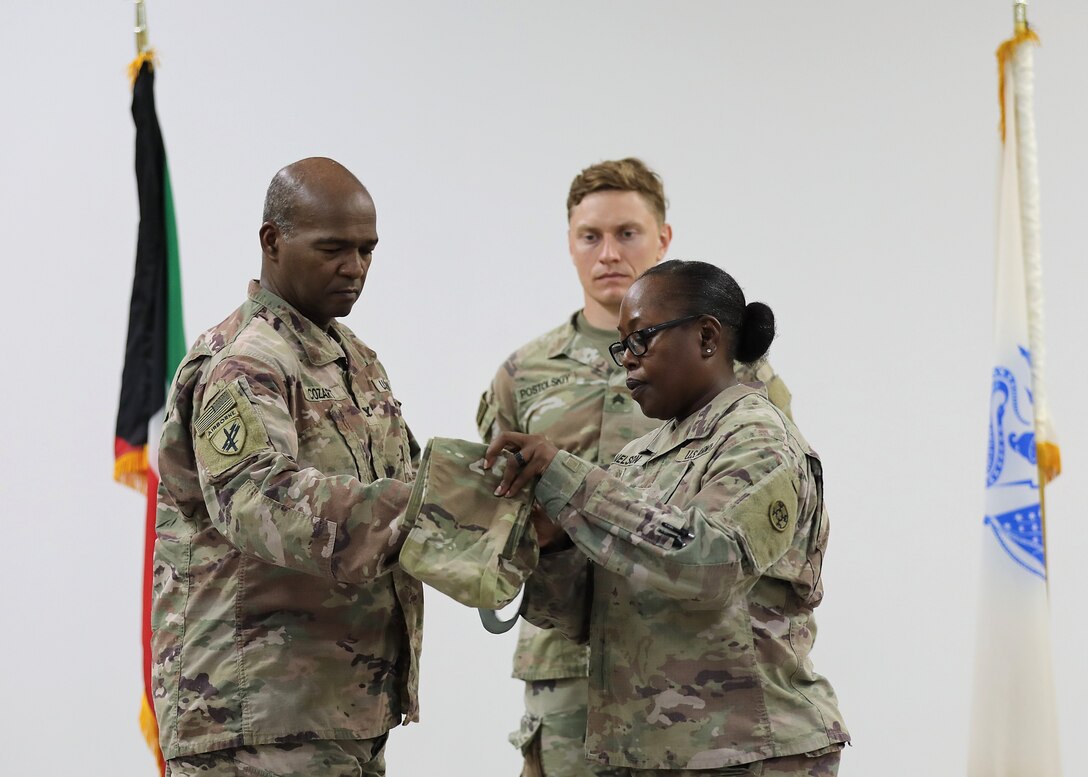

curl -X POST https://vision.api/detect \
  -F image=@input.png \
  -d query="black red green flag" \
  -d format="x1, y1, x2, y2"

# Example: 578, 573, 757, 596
114, 52, 185, 774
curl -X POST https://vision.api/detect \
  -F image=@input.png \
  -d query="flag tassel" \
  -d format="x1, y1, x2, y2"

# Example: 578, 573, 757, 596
996, 28, 1039, 144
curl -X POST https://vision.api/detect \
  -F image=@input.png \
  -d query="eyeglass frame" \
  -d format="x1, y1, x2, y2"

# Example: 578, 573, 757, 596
608, 314, 704, 367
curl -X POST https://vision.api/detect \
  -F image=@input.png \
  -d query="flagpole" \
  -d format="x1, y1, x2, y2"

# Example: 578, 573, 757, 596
135, 0, 149, 54
1008, 0, 1057, 588
1011, 0, 1046, 596
1014, 1, 1027, 33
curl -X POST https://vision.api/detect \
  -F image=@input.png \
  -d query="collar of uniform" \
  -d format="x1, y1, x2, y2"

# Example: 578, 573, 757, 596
638, 381, 766, 458
546, 311, 610, 370
247, 280, 346, 366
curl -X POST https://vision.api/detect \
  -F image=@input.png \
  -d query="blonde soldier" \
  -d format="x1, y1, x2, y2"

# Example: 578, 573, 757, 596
153, 159, 421, 776
478, 159, 793, 777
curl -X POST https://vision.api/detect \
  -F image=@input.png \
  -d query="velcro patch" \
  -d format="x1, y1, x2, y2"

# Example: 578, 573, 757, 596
675, 442, 715, 463
206, 409, 246, 455
370, 377, 391, 392
613, 453, 645, 467
302, 383, 348, 402
195, 380, 272, 478
476, 392, 497, 438
730, 468, 799, 570
603, 392, 631, 413
768, 500, 790, 532
194, 389, 237, 436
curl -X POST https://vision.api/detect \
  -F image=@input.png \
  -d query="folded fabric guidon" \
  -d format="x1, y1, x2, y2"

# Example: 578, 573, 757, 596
399, 437, 538, 609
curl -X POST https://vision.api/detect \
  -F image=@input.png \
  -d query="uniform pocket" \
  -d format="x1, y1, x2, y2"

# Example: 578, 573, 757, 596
295, 405, 368, 479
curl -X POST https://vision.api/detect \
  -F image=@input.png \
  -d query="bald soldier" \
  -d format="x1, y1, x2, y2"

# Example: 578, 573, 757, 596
152, 158, 422, 776
477, 158, 793, 777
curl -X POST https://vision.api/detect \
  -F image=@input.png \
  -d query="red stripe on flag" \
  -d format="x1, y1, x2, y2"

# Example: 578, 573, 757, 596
144, 469, 165, 775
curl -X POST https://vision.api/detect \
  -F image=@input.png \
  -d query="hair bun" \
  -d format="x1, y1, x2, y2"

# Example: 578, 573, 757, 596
735, 301, 775, 363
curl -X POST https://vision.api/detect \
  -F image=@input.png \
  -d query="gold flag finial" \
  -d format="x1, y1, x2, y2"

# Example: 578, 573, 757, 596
1014, 1, 1029, 34
135, 0, 150, 54
128, 0, 158, 87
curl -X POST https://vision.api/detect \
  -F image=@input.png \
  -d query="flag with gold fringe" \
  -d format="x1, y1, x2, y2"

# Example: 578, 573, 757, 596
114, 49, 185, 775
967, 10, 1062, 777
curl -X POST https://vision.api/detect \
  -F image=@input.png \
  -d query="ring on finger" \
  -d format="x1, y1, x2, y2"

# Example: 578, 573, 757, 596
513, 450, 527, 467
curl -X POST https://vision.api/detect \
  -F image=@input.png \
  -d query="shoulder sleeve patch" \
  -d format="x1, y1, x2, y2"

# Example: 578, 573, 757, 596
729, 466, 799, 570
476, 390, 498, 441
194, 379, 273, 479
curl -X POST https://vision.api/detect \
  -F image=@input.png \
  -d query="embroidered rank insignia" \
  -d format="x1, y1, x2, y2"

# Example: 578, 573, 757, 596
768, 499, 790, 532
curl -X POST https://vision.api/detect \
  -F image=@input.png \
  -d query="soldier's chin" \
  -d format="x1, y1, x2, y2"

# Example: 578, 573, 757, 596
330, 299, 359, 318
591, 287, 626, 308
632, 391, 669, 420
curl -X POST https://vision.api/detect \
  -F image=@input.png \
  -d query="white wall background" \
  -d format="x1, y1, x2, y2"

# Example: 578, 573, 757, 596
1, 2, 1085, 775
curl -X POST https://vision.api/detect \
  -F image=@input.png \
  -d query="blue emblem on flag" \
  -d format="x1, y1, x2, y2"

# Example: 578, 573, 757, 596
984, 347, 1045, 579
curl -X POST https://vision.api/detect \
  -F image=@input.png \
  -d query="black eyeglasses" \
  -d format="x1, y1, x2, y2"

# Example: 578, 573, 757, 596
609, 315, 702, 367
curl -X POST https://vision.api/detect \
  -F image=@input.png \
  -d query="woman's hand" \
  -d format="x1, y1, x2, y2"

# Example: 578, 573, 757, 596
484, 431, 560, 498
530, 503, 568, 550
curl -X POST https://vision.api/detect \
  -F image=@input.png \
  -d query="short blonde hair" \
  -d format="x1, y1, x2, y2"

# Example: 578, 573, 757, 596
566, 157, 667, 224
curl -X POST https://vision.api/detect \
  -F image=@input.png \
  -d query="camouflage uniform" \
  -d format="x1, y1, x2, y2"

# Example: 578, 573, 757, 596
165, 737, 388, 776
525, 381, 849, 773
400, 437, 539, 610
478, 313, 793, 776
153, 281, 423, 767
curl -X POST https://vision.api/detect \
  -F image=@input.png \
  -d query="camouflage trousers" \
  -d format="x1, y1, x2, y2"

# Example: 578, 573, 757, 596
511, 677, 616, 777
604, 745, 843, 776
510, 679, 842, 777
165, 736, 388, 776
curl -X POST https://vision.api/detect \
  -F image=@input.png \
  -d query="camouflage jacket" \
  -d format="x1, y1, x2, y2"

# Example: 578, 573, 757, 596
477, 313, 793, 682
525, 382, 848, 770
152, 282, 424, 759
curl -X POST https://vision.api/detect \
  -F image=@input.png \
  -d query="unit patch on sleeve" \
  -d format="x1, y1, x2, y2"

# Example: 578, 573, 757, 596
768, 500, 790, 532
206, 408, 246, 455
729, 467, 799, 570
194, 379, 272, 477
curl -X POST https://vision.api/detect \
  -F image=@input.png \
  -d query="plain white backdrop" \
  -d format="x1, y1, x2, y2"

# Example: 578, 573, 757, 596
1, 2, 1085, 775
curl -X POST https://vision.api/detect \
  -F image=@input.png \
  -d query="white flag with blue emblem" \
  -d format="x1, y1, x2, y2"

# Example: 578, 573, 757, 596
967, 24, 1061, 777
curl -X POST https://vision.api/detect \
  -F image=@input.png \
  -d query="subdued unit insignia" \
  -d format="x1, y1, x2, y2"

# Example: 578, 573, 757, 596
768, 499, 790, 532
193, 380, 272, 477
207, 410, 247, 456
195, 386, 248, 456
370, 377, 391, 392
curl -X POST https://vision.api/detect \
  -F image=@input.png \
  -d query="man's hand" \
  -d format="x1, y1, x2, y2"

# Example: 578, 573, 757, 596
483, 431, 560, 497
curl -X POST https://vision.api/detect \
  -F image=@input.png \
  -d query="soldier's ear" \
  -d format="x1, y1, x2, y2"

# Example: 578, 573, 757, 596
259, 222, 281, 261
699, 316, 723, 352
656, 222, 673, 260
